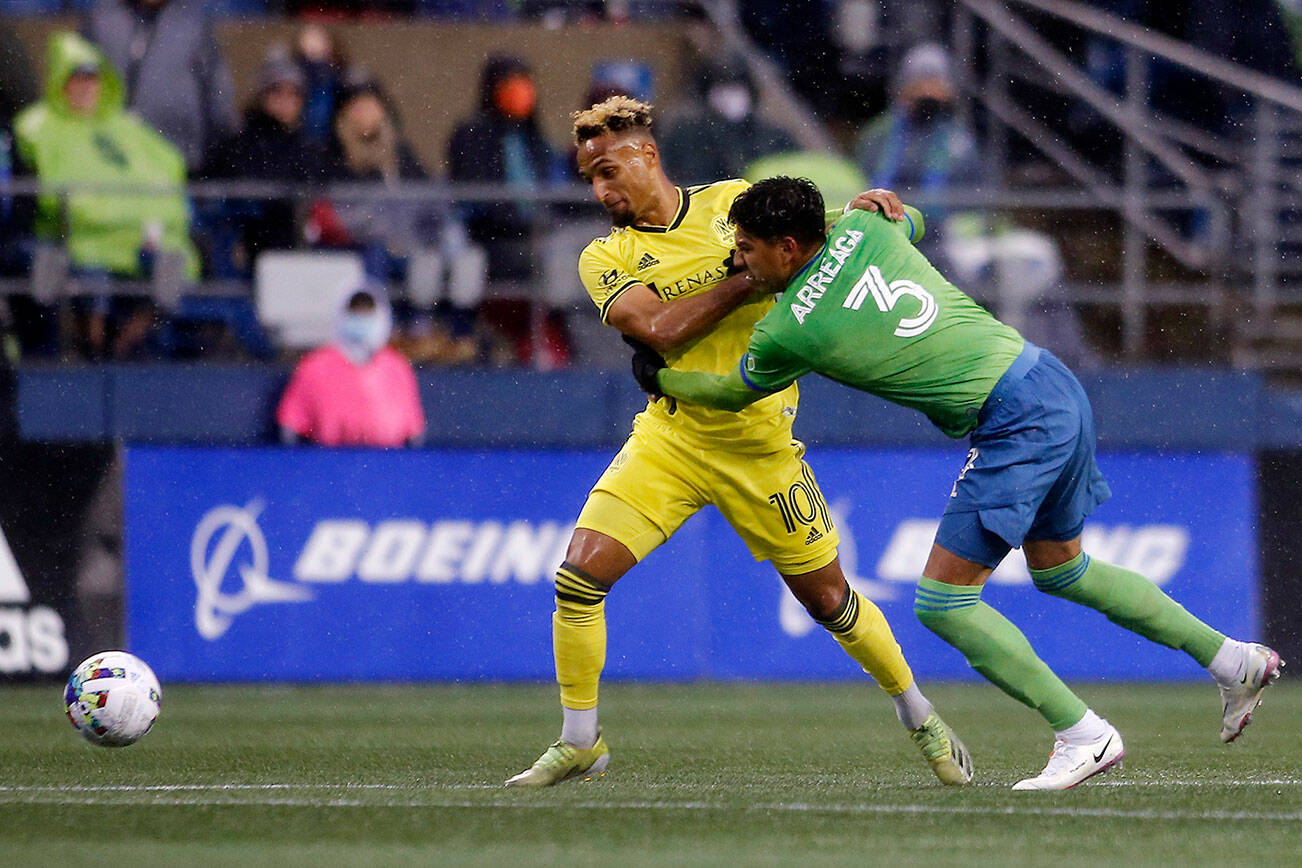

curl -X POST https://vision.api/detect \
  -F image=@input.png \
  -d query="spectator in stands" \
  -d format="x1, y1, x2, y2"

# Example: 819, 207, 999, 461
204, 46, 333, 271
316, 78, 482, 365
12, 32, 199, 359
292, 23, 350, 148
658, 54, 797, 186
83, 0, 237, 172
327, 79, 426, 186
856, 43, 1094, 368
277, 283, 425, 448
854, 42, 979, 261
448, 55, 555, 365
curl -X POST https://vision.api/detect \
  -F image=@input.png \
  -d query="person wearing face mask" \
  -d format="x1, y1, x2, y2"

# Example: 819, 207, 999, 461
448, 55, 556, 365
855, 43, 1095, 369
657, 55, 797, 187
854, 42, 978, 255
276, 284, 426, 448
320, 78, 482, 365
328, 81, 426, 185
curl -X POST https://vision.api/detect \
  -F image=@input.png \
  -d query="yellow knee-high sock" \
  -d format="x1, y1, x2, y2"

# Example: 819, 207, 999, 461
817, 587, 914, 695
553, 562, 609, 710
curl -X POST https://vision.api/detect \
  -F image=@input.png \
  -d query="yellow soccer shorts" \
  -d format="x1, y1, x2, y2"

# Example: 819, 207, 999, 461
575, 418, 840, 575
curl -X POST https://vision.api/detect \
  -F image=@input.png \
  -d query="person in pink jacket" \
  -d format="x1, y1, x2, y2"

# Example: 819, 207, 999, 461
276, 284, 425, 447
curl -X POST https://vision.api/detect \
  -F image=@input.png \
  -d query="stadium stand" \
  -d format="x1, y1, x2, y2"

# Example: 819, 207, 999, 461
1, 1, 1301, 379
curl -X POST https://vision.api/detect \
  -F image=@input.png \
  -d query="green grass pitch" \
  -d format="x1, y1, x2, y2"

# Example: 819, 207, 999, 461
1, 681, 1298, 866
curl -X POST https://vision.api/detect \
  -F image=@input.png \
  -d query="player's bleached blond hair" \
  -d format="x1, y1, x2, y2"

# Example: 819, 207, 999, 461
571, 95, 655, 144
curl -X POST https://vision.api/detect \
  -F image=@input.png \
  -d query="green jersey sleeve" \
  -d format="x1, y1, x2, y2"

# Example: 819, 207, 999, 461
655, 323, 810, 413
739, 325, 812, 394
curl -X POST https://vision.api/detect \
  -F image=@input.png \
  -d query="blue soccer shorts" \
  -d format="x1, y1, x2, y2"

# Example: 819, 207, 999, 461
935, 342, 1112, 568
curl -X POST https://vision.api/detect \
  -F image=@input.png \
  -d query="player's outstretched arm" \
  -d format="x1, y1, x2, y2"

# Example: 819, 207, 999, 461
656, 365, 765, 413
606, 272, 763, 354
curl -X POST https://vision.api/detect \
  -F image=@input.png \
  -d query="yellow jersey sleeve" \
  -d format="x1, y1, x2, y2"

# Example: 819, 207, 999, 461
579, 235, 641, 324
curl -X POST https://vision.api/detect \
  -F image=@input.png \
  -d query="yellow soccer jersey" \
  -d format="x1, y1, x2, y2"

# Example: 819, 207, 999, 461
579, 178, 799, 451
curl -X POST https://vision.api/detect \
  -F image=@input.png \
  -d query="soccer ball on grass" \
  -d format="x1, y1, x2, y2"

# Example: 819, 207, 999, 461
64, 651, 162, 747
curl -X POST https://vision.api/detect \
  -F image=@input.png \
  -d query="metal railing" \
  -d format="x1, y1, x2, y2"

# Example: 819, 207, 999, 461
0, 176, 1228, 337
954, 0, 1302, 359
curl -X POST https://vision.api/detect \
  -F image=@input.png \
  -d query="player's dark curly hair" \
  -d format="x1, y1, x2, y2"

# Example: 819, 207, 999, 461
728, 176, 826, 245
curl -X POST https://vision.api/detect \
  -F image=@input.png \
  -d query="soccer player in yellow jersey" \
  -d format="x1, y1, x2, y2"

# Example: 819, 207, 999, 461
505, 96, 972, 788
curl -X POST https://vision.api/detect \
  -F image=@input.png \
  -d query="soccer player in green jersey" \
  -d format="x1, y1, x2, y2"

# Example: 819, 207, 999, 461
639, 176, 1283, 791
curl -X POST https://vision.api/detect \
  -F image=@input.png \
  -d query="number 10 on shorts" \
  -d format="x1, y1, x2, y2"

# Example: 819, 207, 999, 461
768, 474, 832, 535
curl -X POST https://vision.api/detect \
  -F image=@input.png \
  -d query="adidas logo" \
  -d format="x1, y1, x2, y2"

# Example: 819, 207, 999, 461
0, 524, 29, 603
805, 527, 823, 545
637, 252, 660, 271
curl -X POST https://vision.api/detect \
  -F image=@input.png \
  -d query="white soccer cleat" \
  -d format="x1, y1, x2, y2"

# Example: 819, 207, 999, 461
1012, 724, 1124, 791
1219, 643, 1284, 743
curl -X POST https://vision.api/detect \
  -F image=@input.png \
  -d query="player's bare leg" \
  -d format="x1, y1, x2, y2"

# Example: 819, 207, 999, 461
505, 529, 632, 787
915, 543, 1122, 790
1023, 537, 1284, 743
783, 558, 972, 785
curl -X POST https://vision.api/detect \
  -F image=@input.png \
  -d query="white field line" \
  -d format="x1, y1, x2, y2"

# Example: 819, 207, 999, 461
0, 783, 497, 793
1093, 778, 1302, 787
2, 777, 1300, 794
0, 790, 1300, 823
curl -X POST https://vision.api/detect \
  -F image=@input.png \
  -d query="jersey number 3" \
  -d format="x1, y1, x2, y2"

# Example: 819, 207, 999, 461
842, 264, 939, 337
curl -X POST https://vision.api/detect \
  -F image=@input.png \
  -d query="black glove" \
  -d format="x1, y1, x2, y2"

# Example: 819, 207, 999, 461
623, 335, 675, 412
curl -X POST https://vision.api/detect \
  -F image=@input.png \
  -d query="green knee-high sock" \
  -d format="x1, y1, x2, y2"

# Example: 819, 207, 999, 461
1030, 553, 1225, 666
915, 578, 1087, 730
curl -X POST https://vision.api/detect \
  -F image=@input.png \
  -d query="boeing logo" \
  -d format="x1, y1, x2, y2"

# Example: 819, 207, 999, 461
190, 502, 1191, 645
191, 502, 313, 640
190, 504, 573, 640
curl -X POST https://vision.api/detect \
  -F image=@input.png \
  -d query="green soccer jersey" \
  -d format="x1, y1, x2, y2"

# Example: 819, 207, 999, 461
660, 208, 1025, 438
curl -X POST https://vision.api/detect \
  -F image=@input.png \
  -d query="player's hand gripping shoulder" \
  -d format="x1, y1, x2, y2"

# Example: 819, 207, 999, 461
837, 193, 927, 244
841, 188, 906, 222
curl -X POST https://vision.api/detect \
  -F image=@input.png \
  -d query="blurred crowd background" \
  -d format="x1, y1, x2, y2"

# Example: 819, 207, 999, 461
1, 0, 1299, 375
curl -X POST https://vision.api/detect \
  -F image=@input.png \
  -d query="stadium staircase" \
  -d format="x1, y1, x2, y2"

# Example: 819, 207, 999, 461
951, 0, 1302, 378
1231, 106, 1302, 383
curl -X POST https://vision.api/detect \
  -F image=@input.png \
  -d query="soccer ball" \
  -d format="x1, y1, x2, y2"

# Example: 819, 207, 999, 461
64, 651, 162, 747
